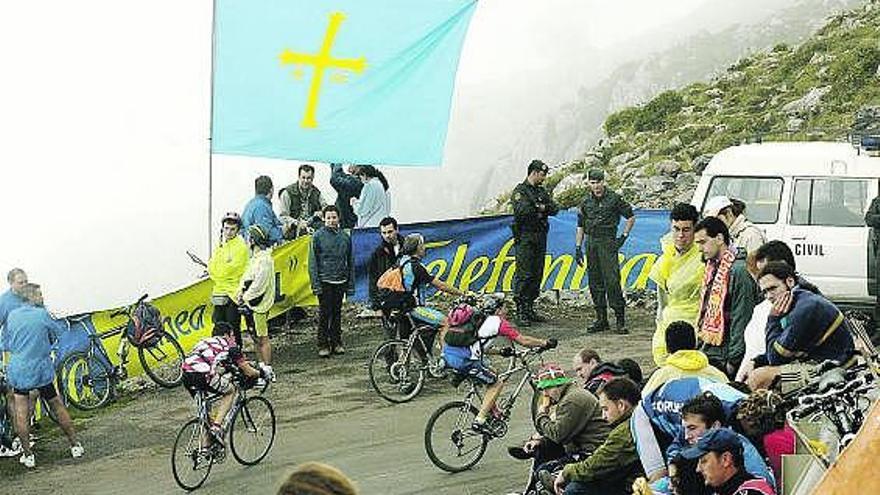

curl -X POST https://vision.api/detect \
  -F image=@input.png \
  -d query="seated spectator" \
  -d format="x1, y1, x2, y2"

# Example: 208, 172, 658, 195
643, 321, 728, 395
572, 348, 633, 395
735, 389, 794, 485
552, 377, 645, 495
746, 262, 855, 393
617, 358, 644, 386
278, 461, 358, 495
680, 428, 776, 495
513, 364, 610, 494
667, 393, 774, 490
632, 377, 746, 484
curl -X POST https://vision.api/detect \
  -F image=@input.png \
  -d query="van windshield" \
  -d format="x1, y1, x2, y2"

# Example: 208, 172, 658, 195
705, 176, 784, 224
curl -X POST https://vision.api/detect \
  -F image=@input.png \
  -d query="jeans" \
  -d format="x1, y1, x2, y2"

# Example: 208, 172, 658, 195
317, 282, 345, 349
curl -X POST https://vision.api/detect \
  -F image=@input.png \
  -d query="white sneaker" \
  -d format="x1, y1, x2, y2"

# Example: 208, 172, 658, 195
70, 442, 84, 458
0, 444, 22, 457
19, 453, 35, 468
11, 437, 34, 451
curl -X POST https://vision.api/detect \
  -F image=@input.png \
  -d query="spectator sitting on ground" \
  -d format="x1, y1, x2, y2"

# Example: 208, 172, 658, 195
278, 461, 358, 495
735, 389, 793, 486
351, 165, 391, 228
279, 164, 326, 239
681, 428, 777, 495
572, 348, 633, 395
642, 321, 728, 395
665, 392, 775, 492
330, 163, 363, 230
746, 261, 855, 393
552, 377, 645, 495
513, 363, 610, 495
242, 175, 284, 246
736, 241, 821, 381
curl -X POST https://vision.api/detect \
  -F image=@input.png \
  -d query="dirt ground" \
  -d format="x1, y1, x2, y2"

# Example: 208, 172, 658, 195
1, 302, 658, 495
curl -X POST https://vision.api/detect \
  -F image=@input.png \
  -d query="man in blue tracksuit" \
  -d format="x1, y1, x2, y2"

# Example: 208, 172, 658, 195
631, 377, 746, 489
241, 175, 284, 246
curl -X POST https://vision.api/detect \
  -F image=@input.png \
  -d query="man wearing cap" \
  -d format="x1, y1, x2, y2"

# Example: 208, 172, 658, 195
518, 363, 609, 494
575, 169, 635, 334
704, 196, 765, 255
680, 428, 776, 495
511, 159, 559, 327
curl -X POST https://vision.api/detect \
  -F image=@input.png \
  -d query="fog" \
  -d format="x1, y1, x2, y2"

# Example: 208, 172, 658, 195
0, 0, 843, 314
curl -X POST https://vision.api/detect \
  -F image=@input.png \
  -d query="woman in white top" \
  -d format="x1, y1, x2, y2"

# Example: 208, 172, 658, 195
351, 165, 391, 228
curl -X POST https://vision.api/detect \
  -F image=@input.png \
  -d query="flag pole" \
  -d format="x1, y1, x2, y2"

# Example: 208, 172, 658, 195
207, 0, 218, 258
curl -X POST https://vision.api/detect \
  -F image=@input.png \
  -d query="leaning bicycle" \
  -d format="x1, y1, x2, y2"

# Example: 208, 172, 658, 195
60, 294, 185, 410
424, 340, 555, 473
171, 374, 276, 491
367, 309, 447, 403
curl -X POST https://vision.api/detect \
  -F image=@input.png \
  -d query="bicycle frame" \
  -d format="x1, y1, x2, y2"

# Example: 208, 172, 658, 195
460, 347, 543, 423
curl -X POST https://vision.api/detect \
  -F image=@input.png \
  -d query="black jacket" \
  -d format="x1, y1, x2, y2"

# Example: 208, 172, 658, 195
367, 234, 404, 307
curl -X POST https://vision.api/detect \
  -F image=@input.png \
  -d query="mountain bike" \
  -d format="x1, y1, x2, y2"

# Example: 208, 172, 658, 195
367, 309, 447, 403
60, 295, 185, 410
171, 374, 276, 491
424, 340, 555, 473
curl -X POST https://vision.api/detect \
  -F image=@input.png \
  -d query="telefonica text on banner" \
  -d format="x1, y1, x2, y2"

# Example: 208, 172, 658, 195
211, 0, 477, 166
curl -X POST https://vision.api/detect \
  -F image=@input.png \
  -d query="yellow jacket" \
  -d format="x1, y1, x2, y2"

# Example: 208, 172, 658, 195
648, 235, 705, 367
642, 350, 728, 396
207, 236, 249, 298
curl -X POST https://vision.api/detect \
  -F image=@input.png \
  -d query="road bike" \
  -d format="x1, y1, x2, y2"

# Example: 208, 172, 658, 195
171, 374, 276, 491
424, 340, 555, 473
60, 294, 185, 410
367, 309, 447, 403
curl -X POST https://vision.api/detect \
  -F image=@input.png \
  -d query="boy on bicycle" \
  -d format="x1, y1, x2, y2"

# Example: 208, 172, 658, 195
182, 322, 270, 442
441, 293, 553, 433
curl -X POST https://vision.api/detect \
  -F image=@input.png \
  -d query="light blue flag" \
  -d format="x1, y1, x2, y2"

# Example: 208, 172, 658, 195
212, 0, 477, 167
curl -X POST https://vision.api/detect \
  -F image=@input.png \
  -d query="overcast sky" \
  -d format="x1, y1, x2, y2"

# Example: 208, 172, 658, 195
0, 0, 728, 314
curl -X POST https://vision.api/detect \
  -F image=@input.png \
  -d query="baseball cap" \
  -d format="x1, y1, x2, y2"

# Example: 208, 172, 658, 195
680, 428, 743, 460
536, 364, 573, 390
704, 195, 733, 216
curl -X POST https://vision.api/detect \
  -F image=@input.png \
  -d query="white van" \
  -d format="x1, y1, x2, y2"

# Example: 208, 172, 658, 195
691, 141, 880, 307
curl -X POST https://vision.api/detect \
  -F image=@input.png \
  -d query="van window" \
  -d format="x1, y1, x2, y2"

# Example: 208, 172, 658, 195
705, 176, 783, 224
790, 178, 869, 227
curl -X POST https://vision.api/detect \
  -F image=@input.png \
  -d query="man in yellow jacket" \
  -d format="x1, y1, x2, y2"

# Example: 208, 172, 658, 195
648, 203, 704, 367
207, 212, 249, 346
642, 321, 728, 395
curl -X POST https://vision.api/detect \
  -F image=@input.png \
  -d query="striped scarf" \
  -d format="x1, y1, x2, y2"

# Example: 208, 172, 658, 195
698, 247, 737, 346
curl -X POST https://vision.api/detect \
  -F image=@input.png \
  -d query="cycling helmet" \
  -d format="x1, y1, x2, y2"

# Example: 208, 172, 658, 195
221, 211, 242, 226
248, 224, 271, 247
477, 292, 505, 314
448, 304, 476, 327
536, 363, 573, 390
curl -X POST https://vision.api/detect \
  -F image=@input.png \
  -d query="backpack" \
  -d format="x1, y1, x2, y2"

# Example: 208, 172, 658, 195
126, 301, 163, 348
375, 258, 416, 312
443, 303, 487, 347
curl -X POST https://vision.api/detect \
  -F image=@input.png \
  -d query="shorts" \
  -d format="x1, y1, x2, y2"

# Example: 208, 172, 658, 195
243, 311, 269, 338
443, 351, 497, 385
182, 372, 223, 397
13, 382, 58, 400
410, 306, 445, 327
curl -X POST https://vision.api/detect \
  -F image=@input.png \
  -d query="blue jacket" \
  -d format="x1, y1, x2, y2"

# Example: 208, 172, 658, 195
330, 164, 362, 229
308, 226, 354, 294
4, 305, 60, 390
0, 289, 26, 352
763, 287, 854, 366
242, 195, 284, 245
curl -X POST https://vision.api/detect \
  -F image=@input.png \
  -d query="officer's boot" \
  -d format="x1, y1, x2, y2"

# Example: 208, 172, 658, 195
527, 301, 547, 323
516, 301, 532, 327
586, 307, 609, 333
614, 309, 628, 334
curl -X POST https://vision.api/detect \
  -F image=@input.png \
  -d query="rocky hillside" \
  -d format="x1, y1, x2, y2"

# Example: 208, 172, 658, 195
485, 0, 880, 212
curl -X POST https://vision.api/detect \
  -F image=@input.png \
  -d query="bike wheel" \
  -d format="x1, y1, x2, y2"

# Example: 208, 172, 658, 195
171, 418, 214, 491
368, 339, 426, 404
59, 352, 114, 411
424, 401, 488, 473
138, 332, 185, 388
229, 396, 276, 465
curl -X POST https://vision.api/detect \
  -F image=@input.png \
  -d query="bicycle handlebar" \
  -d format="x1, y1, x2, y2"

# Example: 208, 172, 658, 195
791, 374, 875, 420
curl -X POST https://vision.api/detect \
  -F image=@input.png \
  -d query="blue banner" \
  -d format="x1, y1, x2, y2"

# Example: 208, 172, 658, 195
351, 209, 672, 302
212, 0, 477, 166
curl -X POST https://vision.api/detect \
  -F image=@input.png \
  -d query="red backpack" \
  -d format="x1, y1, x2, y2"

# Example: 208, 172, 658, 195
126, 301, 163, 348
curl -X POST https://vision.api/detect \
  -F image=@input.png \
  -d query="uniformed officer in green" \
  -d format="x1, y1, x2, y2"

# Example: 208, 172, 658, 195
865, 193, 880, 323
575, 169, 635, 333
511, 160, 559, 326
